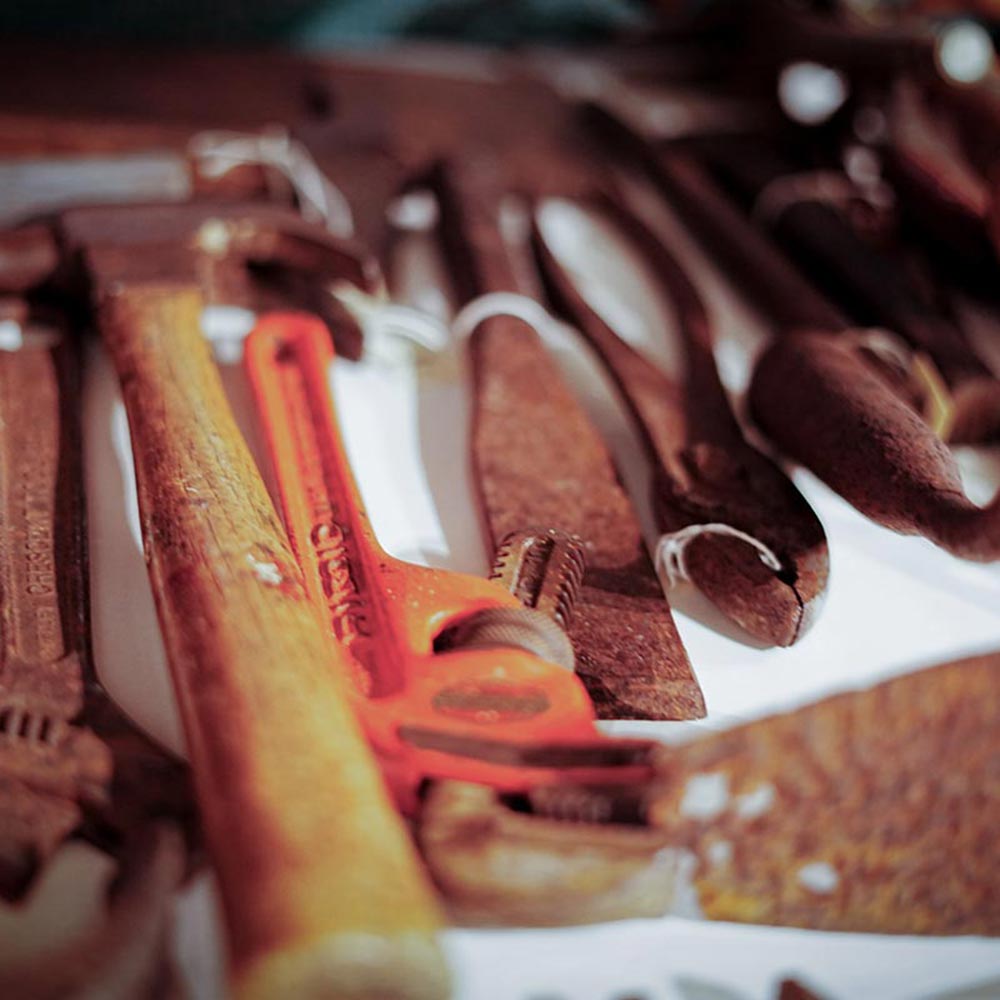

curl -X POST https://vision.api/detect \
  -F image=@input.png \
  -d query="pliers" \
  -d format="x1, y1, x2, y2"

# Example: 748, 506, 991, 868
531, 185, 829, 646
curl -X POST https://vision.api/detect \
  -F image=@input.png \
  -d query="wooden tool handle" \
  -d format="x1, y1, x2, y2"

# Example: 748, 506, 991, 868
98, 284, 449, 1000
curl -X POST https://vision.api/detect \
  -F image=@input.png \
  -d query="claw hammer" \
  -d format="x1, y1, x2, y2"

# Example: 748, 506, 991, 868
0, 202, 448, 1000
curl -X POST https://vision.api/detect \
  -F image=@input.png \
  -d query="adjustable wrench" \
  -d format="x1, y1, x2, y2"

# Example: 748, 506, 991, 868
244, 311, 679, 924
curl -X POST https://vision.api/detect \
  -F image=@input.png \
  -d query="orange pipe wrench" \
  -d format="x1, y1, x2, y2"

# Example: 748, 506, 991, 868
244, 312, 658, 815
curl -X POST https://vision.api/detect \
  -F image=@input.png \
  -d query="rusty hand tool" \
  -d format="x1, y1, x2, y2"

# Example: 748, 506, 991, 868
531, 188, 829, 647
244, 311, 685, 926
587, 107, 1000, 560
706, 140, 1000, 444
430, 159, 705, 722
750, 331, 1000, 560
649, 649, 1000, 936
0, 301, 190, 902
0, 207, 448, 999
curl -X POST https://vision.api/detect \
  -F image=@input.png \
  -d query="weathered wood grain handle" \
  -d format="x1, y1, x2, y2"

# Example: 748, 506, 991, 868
97, 283, 449, 1000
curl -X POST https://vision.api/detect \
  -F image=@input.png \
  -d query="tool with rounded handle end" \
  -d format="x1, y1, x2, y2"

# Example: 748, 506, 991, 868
751, 331, 1000, 561
98, 285, 448, 1000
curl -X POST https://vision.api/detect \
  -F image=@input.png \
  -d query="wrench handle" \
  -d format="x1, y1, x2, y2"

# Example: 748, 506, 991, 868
98, 283, 448, 1000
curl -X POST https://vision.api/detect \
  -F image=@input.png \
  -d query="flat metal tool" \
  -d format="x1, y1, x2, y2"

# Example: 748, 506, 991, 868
432, 159, 705, 721
0, 303, 190, 902
587, 106, 1000, 561
532, 188, 829, 646
649, 650, 1000, 936
244, 310, 684, 926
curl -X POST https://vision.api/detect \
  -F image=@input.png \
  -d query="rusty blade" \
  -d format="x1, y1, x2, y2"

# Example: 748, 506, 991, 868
650, 650, 1000, 935
432, 160, 704, 721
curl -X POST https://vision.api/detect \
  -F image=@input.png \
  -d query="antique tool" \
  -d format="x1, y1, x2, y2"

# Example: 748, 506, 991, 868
531, 189, 829, 647
587, 108, 1000, 560
706, 141, 1000, 444
0, 206, 448, 999
244, 311, 683, 925
431, 160, 704, 722
0, 301, 190, 902
650, 649, 1000, 936
750, 331, 1000, 560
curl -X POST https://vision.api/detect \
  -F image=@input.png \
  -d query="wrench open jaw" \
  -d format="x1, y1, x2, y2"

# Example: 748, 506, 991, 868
244, 311, 679, 924
531, 189, 829, 647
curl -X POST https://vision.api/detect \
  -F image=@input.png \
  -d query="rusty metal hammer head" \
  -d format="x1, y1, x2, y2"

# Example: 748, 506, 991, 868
0, 201, 382, 356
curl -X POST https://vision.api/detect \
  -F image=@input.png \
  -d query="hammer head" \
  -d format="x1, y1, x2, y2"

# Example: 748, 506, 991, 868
0, 201, 382, 358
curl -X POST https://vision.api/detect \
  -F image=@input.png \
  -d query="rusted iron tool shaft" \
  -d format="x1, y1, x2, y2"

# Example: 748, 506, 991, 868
707, 144, 995, 395
583, 103, 849, 334
97, 283, 447, 1000
433, 160, 704, 721
0, 313, 112, 898
0, 301, 189, 904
